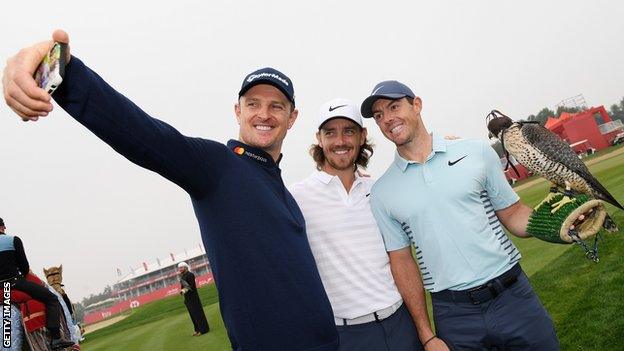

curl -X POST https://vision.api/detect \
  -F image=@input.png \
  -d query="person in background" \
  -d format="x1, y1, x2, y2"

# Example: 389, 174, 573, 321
0, 217, 75, 350
178, 261, 210, 336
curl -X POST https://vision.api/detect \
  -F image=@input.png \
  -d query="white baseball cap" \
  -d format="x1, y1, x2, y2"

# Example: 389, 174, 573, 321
317, 98, 363, 130
177, 262, 189, 269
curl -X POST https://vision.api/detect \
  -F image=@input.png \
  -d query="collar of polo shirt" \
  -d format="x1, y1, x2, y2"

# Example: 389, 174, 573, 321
394, 134, 448, 172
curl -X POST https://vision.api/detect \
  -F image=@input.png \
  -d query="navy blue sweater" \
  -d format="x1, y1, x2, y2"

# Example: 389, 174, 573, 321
53, 58, 338, 351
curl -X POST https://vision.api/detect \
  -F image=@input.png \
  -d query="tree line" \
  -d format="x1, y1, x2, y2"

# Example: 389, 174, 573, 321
70, 285, 113, 323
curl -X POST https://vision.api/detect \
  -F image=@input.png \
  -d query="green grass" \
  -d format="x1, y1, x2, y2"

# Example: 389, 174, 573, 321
82, 285, 230, 350
581, 142, 624, 163
83, 151, 624, 350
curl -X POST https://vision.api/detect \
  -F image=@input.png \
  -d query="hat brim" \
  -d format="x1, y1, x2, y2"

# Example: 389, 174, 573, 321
318, 116, 363, 130
239, 79, 295, 106
360, 93, 408, 118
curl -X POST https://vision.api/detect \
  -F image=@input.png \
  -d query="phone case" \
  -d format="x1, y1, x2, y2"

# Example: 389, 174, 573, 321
34, 42, 68, 94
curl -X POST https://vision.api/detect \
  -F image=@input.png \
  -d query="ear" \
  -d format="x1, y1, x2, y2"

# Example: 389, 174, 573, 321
43, 268, 48, 275
360, 127, 368, 146
59, 264, 63, 273
316, 130, 322, 148
234, 102, 242, 125
412, 97, 423, 114
287, 108, 299, 130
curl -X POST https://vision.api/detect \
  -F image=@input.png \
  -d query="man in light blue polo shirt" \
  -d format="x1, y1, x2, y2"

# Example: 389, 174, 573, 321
360, 81, 560, 350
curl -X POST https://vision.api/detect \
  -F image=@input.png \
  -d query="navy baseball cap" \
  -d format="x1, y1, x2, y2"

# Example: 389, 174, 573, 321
239, 67, 295, 106
360, 80, 415, 118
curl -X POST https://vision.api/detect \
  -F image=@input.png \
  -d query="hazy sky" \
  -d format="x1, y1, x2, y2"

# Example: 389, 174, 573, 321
1, 1, 623, 301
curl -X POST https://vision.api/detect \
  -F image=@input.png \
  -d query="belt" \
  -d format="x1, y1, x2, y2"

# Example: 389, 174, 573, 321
431, 263, 522, 305
335, 300, 403, 326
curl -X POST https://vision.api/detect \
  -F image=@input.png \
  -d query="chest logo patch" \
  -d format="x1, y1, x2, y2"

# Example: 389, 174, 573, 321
448, 155, 467, 166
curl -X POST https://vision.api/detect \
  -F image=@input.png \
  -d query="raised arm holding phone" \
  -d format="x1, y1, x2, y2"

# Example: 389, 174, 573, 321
3, 30, 339, 351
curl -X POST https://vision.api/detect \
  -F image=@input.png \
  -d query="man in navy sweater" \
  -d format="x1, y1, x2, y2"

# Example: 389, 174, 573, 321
2, 30, 338, 351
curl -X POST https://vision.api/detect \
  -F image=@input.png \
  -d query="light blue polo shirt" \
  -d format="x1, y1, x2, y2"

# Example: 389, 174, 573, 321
370, 135, 521, 292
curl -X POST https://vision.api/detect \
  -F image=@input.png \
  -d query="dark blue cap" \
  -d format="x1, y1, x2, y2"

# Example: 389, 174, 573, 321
239, 67, 295, 106
360, 80, 415, 118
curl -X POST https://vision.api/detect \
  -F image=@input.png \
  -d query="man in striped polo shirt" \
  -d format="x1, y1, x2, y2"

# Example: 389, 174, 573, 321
289, 99, 424, 351
361, 81, 560, 350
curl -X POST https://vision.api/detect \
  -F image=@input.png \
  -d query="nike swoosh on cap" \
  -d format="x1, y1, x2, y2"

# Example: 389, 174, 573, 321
371, 85, 384, 95
329, 104, 347, 112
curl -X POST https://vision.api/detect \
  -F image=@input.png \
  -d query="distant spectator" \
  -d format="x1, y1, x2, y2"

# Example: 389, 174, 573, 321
178, 262, 209, 336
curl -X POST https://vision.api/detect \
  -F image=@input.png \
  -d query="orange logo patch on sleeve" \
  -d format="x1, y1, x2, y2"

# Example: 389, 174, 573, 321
233, 146, 245, 155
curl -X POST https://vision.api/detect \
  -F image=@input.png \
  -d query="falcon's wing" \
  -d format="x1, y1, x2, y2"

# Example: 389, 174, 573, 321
522, 123, 623, 209
521, 123, 591, 176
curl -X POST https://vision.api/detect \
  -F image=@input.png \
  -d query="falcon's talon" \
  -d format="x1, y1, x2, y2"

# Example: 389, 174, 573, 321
550, 196, 576, 213
534, 192, 558, 211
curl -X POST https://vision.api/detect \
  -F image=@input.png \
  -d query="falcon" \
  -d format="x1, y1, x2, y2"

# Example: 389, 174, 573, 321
486, 110, 622, 232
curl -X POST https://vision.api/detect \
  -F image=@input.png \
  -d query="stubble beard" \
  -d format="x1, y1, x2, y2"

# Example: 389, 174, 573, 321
324, 147, 360, 172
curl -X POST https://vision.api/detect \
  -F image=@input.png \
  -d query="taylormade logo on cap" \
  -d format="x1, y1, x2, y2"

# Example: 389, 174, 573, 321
246, 72, 289, 86
239, 67, 295, 106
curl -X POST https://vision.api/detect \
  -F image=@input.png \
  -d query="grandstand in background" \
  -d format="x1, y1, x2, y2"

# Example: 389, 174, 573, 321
83, 245, 213, 325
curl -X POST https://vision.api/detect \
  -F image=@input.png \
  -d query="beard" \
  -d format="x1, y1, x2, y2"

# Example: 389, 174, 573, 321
324, 147, 360, 171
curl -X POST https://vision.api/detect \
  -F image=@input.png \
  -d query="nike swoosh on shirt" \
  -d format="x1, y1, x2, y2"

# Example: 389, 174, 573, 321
329, 104, 347, 112
448, 155, 467, 166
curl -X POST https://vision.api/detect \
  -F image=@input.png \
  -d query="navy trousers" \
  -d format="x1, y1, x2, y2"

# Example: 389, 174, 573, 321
432, 272, 559, 351
336, 304, 423, 351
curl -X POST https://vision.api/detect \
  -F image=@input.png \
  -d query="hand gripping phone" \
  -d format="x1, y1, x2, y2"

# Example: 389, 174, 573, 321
34, 42, 68, 94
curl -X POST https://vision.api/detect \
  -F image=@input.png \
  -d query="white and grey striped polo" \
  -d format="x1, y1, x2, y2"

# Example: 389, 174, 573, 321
289, 171, 402, 320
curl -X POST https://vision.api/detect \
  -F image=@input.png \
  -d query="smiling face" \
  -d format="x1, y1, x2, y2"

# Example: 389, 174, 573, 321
317, 118, 367, 173
235, 84, 298, 158
371, 97, 422, 147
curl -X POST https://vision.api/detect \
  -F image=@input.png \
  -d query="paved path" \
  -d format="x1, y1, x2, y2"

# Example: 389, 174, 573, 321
84, 314, 129, 334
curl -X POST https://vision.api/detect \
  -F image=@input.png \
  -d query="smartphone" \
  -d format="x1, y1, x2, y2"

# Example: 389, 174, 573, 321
34, 42, 68, 94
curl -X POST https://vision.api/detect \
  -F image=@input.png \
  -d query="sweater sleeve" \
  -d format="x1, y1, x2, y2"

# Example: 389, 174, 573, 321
52, 57, 228, 198
13, 237, 29, 276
